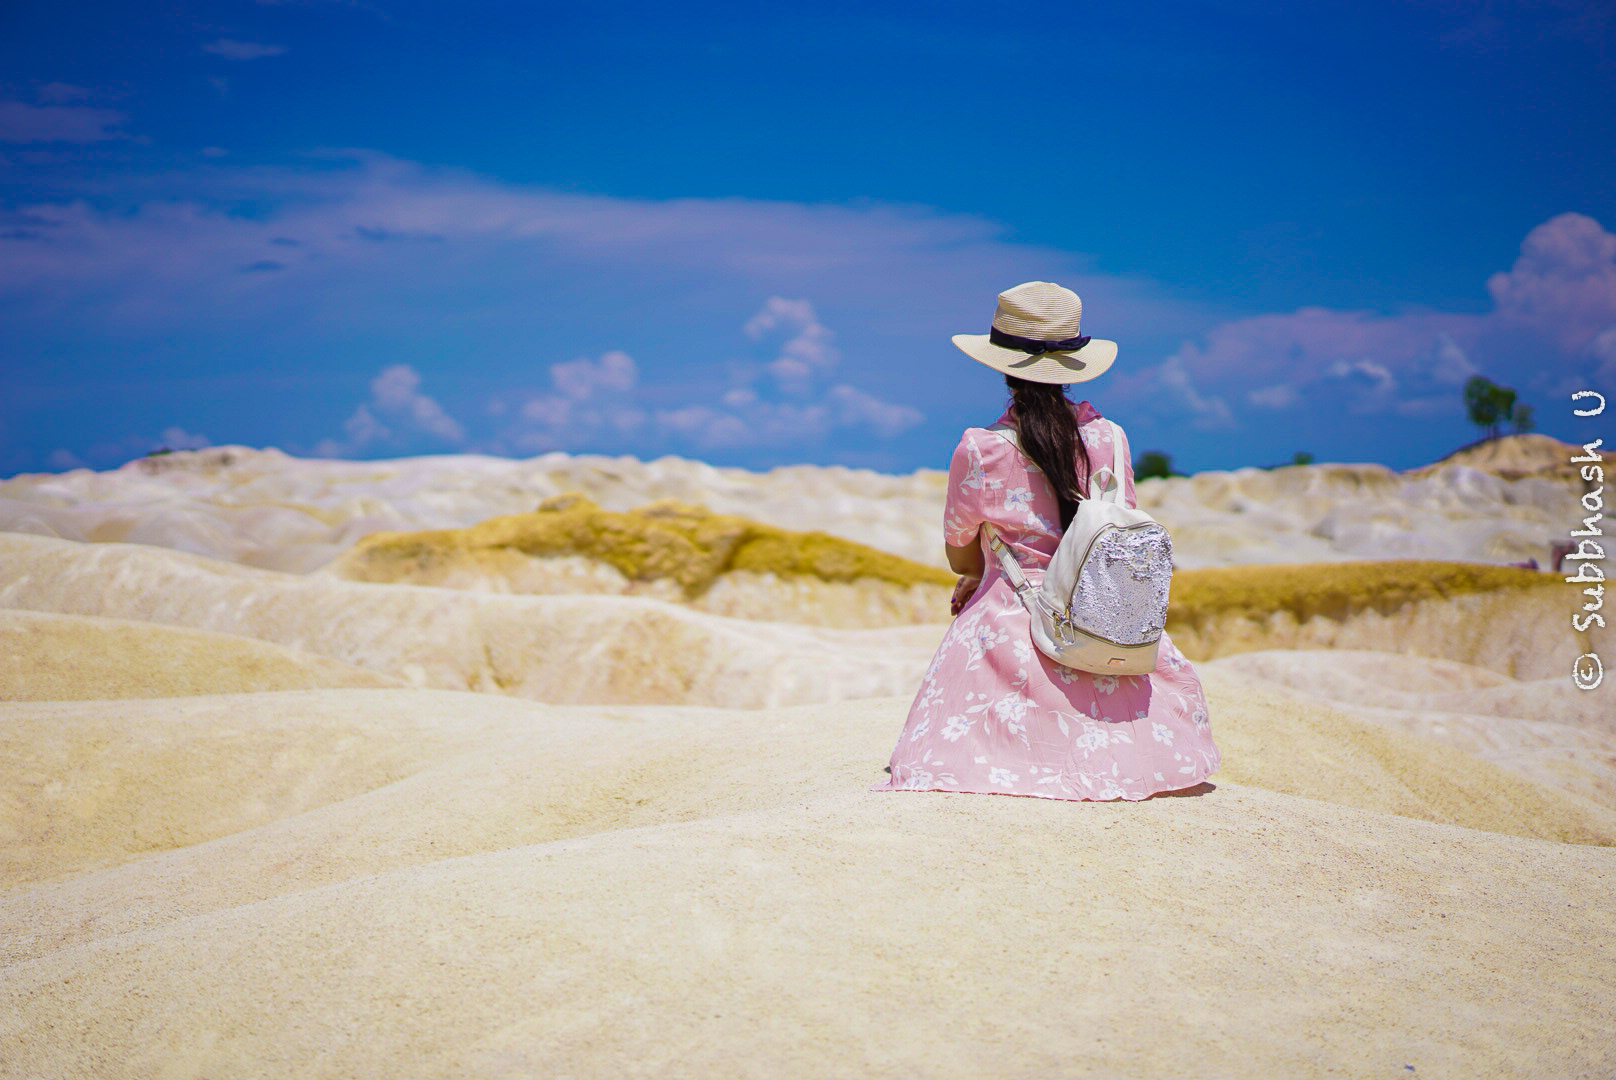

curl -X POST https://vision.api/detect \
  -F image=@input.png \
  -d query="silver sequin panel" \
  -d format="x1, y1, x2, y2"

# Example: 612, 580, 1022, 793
1069, 525, 1173, 645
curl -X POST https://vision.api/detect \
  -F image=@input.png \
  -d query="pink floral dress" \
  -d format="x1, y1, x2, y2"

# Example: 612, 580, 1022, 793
871, 400, 1220, 801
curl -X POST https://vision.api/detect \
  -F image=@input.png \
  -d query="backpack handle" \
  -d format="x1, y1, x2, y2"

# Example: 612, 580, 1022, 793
1088, 420, 1124, 505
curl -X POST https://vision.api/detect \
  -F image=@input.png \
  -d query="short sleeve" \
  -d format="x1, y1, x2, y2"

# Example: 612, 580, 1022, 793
943, 432, 987, 547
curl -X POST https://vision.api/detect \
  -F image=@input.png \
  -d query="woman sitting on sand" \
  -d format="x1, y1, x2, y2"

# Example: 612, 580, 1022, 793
871, 281, 1220, 801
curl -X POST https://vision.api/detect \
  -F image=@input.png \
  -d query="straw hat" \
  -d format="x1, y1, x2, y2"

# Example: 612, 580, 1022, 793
951, 281, 1118, 384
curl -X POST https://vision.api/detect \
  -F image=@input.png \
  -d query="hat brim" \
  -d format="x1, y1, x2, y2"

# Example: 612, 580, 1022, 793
951, 334, 1118, 384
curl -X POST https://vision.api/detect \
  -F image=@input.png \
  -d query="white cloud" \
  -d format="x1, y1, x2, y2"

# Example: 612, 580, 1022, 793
1149, 355, 1236, 430
46, 448, 86, 470
370, 364, 465, 442
493, 325, 920, 455
0, 151, 1206, 370
1487, 212, 1616, 350
827, 384, 922, 437
341, 403, 389, 447
1324, 358, 1400, 415
37, 83, 91, 105
203, 39, 287, 60
316, 364, 465, 457
655, 405, 756, 448
1246, 383, 1299, 409
0, 102, 127, 143
1589, 326, 1616, 391
1393, 396, 1455, 417
1121, 212, 1616, 425
11, 150, 1612, 453
653, 400, 834, 450
1430, 332, 1477, 386
550, 348, 638, 399
503, 351, 648, 452
1328, 358, 1397, 392
744, 296, 840, 387
158, 426, 211, 451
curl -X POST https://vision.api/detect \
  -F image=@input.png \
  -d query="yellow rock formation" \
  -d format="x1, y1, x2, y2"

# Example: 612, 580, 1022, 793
327, 491, 953, 592
1165, 559, 1601, 680
319, 492, 954, 626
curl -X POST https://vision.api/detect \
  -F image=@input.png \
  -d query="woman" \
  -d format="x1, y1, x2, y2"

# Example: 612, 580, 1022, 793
871, 281, 1220, 801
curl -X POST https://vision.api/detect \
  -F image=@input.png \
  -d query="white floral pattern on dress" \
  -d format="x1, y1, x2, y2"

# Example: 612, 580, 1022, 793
1081, 423, 1114, 450
872, 400, 1220, 802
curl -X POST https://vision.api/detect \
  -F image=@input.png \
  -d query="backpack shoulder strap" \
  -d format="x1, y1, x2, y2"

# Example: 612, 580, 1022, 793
980, 523, 1034, 594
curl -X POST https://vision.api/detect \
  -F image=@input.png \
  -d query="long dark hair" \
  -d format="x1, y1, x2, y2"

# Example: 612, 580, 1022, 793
1005, 374, 1091, 530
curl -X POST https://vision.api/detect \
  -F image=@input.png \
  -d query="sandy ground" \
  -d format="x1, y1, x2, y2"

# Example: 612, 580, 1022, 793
2, 443, 1612, 1078
3, 684, 1613, 1078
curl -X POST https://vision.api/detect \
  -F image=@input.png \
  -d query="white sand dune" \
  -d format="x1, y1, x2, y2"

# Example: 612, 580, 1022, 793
1143, 458, 1578, 567
1210, 648, 1614, 735
0, 434, 1588, 572
0, 532, 942, 707
0, 609, 404, 701
1207, 650, 1616, 812
0, 446, 951, 572
2, 442, 1612, 1078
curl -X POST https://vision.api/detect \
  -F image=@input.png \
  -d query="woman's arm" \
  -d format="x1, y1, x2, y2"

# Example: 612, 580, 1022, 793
946, 535, 985, 616
946, 535, 985, 578
942, 432, 988, 615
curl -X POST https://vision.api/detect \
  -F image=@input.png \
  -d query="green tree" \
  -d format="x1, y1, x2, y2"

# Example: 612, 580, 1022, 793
1136, 450, 1174, 480
1511, 402, 1535, 434
1292, 451, 1315, 465
1464, 375, 1519, 440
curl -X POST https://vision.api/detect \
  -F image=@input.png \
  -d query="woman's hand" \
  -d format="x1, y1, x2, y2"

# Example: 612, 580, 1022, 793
950, 575, 981, 617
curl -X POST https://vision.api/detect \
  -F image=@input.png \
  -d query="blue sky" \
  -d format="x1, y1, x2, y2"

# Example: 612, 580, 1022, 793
2, 0, 1613, 477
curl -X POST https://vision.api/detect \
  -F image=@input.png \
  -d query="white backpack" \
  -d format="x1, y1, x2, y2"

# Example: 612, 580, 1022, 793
980, 420, 1174, 676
